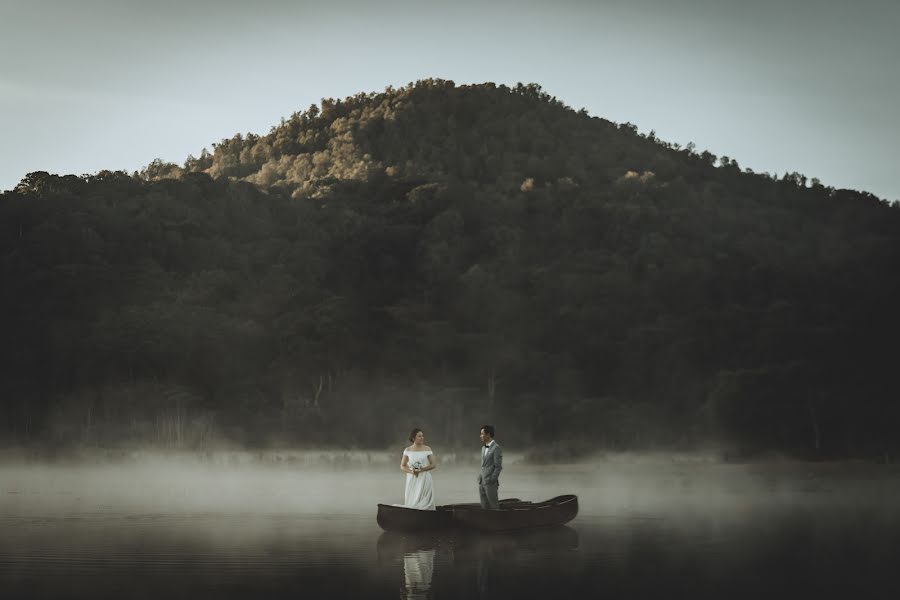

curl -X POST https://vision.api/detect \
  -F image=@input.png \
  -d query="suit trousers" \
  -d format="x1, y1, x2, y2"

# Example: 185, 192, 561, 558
479, 481, 500, 509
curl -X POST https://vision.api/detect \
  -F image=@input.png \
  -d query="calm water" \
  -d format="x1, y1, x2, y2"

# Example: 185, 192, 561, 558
1, 455, 899, 599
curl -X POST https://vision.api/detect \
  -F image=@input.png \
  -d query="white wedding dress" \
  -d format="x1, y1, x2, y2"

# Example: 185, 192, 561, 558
401, 449, 435, 510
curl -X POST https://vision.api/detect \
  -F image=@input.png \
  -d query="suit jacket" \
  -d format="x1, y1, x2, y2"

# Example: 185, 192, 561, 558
478, 441, 503, 485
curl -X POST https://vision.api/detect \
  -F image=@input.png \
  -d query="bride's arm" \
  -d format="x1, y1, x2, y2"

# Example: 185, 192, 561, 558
423, 453, 437, 472
400, 454, 412, 474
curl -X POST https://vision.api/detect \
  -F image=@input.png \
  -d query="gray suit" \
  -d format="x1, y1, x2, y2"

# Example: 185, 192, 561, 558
477, 441, 503, 509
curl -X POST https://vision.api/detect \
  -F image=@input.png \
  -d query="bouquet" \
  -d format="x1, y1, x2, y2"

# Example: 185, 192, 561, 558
409, 460, 424, 473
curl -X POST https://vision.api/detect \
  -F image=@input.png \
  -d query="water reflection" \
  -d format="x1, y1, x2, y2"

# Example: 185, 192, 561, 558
402, 549, 435, 599
377, 527, 580, 599
5, 460, 899, 598
377, 532, 438, 598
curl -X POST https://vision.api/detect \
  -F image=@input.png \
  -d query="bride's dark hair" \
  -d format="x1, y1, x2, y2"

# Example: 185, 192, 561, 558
408, 428, 423, 443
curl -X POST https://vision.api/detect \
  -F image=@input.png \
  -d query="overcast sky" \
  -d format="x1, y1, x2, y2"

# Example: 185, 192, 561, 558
1, 0, 898, 200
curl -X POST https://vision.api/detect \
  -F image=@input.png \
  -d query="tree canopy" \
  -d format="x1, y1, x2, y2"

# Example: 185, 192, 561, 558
2, 80, 898, 457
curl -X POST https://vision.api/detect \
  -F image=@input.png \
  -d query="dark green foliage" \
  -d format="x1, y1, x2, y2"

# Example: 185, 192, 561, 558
2, 80, 898, 456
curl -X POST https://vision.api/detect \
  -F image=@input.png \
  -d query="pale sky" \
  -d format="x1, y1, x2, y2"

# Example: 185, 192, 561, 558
1, 0, 898, 200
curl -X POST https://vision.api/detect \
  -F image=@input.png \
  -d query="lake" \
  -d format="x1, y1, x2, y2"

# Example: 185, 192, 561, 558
1, 452, 899, 598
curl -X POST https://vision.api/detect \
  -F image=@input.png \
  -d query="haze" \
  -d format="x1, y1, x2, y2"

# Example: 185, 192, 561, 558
2, 450, 896, 518
4, 451, 899, 598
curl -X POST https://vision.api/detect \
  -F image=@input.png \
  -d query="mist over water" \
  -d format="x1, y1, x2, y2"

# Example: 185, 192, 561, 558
2, 451, 900, 598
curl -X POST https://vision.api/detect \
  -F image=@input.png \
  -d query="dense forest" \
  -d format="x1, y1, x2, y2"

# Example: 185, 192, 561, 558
2, 80, 898, 458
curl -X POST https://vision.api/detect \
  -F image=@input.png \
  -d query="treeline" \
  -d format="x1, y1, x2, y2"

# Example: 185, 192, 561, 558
1, 80, 898, 457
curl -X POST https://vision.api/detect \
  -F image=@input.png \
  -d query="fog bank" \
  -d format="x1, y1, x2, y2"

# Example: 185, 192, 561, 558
2, 450, 899, 519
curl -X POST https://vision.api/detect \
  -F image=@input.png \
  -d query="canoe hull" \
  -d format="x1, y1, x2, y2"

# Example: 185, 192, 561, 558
376, 504, 454, 532
377, 495, 578, 533
451, 495, 579, 532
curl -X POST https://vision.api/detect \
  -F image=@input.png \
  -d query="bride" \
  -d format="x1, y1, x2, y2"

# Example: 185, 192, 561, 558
400, 428, 437, 510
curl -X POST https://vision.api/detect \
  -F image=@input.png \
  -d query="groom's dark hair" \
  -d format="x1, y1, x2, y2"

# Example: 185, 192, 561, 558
481, 424, 495, 437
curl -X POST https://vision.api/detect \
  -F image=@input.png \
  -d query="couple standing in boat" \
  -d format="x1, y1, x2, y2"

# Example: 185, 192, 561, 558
400, 425, 503, 510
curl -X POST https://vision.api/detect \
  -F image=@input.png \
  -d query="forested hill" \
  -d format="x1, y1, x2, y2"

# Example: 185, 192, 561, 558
2, 79, 899, 457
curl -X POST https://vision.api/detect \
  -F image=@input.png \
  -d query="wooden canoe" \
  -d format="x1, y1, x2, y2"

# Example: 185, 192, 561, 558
450, 495, 579, 532
376, 495, 578, 532
376, 498, 523, 532
375, 503, 454, 531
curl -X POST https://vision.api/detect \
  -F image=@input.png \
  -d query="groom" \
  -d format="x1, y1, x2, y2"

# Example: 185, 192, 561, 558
478, 424, 503, 509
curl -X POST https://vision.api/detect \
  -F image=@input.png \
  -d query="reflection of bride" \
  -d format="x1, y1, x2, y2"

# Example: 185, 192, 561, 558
399, 428, 437, 510
403, 549, 435, 599
376, 533, 438, 600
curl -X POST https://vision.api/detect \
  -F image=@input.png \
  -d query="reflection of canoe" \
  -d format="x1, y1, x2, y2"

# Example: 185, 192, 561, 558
376, 525, 579, 566
452, 524, 580, 555
488, 523, 579, 549
377, 495, 578, 532
376, 531, 443, 556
